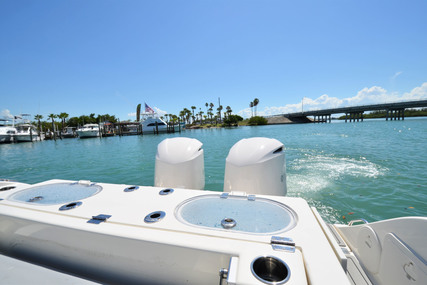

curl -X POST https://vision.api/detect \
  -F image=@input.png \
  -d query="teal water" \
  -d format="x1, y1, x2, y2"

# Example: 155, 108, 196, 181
1, 118, 426, 223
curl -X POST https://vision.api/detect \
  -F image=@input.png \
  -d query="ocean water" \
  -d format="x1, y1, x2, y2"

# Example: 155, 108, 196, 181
1, 118, 426, 224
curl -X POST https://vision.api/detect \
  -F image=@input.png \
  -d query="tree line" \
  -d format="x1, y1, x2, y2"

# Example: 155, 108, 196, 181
32, 113, 118, 132
30, 97, 264, 132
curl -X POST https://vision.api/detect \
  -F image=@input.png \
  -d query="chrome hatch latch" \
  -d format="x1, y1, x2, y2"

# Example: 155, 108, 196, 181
271, 236, 296, 253
87, 214, 112, 224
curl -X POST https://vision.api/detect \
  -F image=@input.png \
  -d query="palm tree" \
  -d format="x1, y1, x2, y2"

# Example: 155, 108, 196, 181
191, 106, 196, 120
208, 110, 213, 124
185, 109, 191, 124
226, 106, 232, 118
253, 98, 259, 116
179, 110, 185, 122
217, 105, 223, 123
199, 111, 204, 125
136, 104, 141, 122
48, 113, 57, 131
58, 112, 69, 130
250, 102, 254, 117
34, 114, 43, 133
205, 103, 209, 115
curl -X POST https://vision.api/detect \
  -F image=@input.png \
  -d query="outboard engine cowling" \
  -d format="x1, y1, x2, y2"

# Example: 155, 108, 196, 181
224, 137, 286, 196
155, 137, 205, 189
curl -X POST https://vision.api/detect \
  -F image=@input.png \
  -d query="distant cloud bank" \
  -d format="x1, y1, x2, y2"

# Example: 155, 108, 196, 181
238, 82, 427, 118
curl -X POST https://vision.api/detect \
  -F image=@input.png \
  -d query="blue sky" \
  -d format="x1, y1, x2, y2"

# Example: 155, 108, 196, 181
1, 0, 426, 121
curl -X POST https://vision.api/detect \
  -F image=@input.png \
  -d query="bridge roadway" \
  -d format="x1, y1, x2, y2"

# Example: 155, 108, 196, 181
282, 99, 427, 123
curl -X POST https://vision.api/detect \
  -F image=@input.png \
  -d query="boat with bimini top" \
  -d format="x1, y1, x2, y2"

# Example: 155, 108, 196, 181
0, 137, 425, 285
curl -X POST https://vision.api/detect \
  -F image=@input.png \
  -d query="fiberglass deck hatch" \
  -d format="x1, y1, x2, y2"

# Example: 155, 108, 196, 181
175, 194, 297, 234
8, 182, 102, 205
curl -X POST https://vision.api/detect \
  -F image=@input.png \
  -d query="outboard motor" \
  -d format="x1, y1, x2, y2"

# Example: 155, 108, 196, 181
224, 137, 286, 196
155, 137, 205, 189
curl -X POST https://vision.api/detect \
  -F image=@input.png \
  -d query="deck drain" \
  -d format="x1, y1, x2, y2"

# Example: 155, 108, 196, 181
124, 186, 139, 192
144, 211, 166, 223
159, 188, 174, 195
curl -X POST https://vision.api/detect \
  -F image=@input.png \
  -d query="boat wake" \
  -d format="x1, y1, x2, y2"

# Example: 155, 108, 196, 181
287, 155, 386, 193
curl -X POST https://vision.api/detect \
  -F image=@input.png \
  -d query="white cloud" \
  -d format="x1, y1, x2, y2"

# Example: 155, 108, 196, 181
1, 109, 14, 119
237, 82, 427, 118
401, 82, 427, 101
391, 71, 402, 80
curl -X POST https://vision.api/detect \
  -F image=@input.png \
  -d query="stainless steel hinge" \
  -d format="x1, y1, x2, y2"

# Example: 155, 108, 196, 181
88, 214, 112, 224
271, 236, 295, 253
220, 192, 256, 201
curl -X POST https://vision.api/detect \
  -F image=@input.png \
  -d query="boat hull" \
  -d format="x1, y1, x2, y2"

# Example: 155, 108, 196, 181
76, 130, 100, 138
0, 134, 14, 143
15, 134, 40, 142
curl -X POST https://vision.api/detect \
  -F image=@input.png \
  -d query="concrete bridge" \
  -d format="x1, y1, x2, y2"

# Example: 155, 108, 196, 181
281, 99, 427, 123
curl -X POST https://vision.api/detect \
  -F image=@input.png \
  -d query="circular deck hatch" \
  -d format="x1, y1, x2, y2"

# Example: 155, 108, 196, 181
175, 195, 297, 234
8, 182, 102, 205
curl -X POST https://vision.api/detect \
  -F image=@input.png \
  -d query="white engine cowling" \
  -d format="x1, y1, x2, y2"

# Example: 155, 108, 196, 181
223, 137, 286, 196
155, 137, 205, 189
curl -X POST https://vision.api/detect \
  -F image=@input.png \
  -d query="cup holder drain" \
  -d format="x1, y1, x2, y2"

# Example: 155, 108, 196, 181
251, 256, 290, 284
0, 186, 15, 191
59, 201, 83, 211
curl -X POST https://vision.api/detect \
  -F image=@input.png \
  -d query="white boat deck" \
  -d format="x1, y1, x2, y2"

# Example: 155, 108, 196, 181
0, 179, 350, 285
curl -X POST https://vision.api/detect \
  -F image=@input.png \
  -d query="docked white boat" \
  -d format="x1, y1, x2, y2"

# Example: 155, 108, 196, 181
61, 126, 77, 138
0, 137, 425, 285
15, 123, 41, 142
140, 114, 172, 134
0, 119, 16, 143
76, 124, 100, 138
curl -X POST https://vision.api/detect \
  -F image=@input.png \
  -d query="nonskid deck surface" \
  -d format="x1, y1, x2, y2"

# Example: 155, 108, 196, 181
0, 179, 349, 285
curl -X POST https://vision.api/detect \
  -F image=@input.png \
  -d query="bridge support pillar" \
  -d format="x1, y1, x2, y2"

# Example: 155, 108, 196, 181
386, 108, 405, 121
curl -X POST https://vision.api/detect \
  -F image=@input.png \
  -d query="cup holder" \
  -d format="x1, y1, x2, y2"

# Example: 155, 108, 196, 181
251, 256, 290, 284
